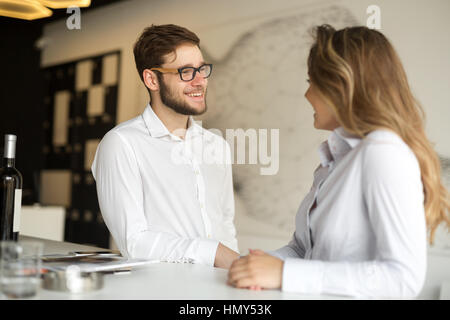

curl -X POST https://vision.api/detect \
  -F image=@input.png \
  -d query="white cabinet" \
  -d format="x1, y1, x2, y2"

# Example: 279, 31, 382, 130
20, 205, 65, 241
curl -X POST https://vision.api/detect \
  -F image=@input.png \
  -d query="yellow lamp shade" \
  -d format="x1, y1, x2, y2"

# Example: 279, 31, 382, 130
37, 0, 91, 9
0, 0, 52, 20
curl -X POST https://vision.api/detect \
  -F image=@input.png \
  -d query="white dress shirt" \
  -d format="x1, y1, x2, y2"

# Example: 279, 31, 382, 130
270, 127, 427, 298
92, 104, 238, 266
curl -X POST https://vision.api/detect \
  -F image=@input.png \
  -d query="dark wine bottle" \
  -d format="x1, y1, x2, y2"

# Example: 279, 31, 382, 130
0, 134, 23, 241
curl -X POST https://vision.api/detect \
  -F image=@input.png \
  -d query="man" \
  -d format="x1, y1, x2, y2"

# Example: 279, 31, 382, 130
92, 24, 239, 269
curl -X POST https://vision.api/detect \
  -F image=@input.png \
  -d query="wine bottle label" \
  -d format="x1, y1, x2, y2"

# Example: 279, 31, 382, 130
13, 189, 22, 233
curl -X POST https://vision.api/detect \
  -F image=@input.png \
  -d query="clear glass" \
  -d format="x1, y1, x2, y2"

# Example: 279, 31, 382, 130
0, 241, 43, 298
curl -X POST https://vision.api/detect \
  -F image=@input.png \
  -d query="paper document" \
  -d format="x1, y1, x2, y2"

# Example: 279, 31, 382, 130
42, 254, 160, 273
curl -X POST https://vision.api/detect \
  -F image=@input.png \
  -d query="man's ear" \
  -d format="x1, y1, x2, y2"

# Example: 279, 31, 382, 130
143, 69, 159, 91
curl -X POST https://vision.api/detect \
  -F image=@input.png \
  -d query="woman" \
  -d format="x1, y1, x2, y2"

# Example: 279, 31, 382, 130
227, 25, 450, 298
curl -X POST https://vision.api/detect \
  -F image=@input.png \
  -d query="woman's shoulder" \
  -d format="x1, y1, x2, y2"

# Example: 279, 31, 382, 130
365, 129, 406, 145
361, 129, 413, 154
358, 129, 420, 174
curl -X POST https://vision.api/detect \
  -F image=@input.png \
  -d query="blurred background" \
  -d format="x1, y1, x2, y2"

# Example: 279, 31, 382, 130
1, 0, 449, 284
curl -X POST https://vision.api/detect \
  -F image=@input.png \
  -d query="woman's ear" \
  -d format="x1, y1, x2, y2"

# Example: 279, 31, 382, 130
143, 69, 159, 91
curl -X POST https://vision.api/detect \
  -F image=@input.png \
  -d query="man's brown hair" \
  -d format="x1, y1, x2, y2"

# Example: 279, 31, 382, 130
133, 24, 200, 84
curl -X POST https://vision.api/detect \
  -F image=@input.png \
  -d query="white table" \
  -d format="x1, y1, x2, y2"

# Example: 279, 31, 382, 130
17, 236, 343, 300
13, 236, 450, 300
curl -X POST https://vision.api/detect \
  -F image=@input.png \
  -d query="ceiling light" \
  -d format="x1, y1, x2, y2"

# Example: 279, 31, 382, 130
0, 0, 91, 20
37, 0, 91, 9
0, 0, 52, 20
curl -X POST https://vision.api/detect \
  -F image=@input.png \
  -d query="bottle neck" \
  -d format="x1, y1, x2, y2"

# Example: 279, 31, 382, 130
3, 135, 17, 167
2, 157, 15, 168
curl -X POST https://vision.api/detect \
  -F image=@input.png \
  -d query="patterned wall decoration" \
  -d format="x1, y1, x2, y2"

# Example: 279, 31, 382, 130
42, 51, 120, 248
199, 5, 359, 233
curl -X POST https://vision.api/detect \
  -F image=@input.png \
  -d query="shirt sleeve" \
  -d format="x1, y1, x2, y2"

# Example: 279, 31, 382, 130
219, 141, 239, 253
281, 141, 427, 298
268, 233, 306, 260
91, 131, 219, 266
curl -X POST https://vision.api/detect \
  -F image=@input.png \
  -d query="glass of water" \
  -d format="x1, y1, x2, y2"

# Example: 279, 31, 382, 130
0, 241, 43, 299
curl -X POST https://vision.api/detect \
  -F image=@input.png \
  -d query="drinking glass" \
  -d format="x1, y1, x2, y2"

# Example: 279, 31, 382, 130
0, 241, 43, 298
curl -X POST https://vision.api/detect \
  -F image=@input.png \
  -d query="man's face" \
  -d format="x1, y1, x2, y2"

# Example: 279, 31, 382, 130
157, 44, 208, 116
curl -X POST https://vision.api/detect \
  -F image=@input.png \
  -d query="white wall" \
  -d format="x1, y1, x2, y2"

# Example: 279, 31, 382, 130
41, 0, 450, 156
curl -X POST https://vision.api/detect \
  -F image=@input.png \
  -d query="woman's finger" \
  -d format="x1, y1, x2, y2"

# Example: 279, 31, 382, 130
234, 276, 257, 288
228, 264, 249, 278
249, 285, 262, 291
250, 249, 265, 255
228, 268, 252, 285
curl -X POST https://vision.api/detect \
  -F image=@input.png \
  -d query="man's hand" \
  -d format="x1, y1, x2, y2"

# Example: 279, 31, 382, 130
214, 242, 240, 269
227, 249, 283, 290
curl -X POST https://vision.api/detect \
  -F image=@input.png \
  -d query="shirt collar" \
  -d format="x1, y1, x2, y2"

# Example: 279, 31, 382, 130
186, 117, 203, 139
142, 104, 203, 140
318, 127, 362, 167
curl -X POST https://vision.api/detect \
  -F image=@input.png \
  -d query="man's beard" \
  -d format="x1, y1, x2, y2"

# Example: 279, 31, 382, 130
159, 76, 207, 116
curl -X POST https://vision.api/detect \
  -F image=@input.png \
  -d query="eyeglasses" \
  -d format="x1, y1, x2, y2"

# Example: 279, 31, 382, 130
150, 64, 213, 82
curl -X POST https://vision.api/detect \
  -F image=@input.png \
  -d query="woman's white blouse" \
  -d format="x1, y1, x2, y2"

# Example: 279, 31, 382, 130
271, 128, 427, 298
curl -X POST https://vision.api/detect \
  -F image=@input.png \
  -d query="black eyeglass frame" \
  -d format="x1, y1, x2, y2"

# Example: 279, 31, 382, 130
150, 64, 213, 82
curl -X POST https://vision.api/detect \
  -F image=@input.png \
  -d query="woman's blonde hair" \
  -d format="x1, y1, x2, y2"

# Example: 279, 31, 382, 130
307, 24, 450, 244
